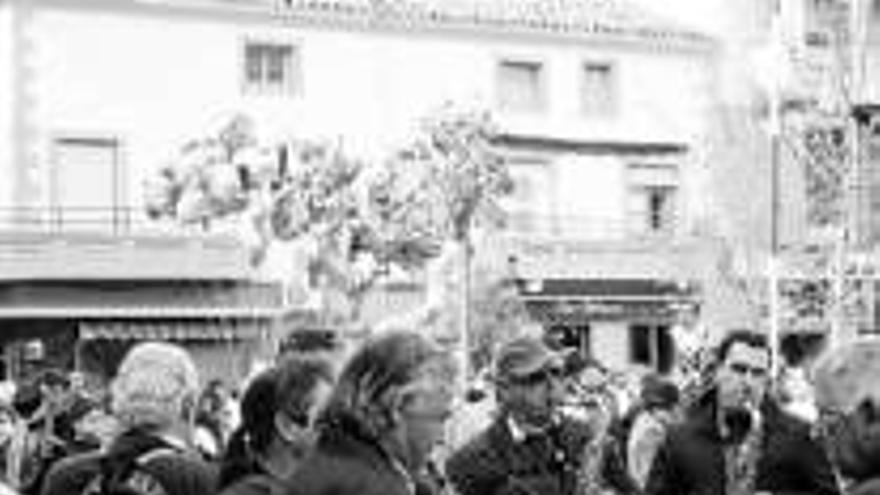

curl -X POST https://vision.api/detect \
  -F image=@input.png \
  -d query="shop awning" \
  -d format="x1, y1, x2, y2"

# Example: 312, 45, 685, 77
79, 320, 271, 341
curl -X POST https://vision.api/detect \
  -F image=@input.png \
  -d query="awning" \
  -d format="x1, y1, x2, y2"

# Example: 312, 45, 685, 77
517, 278, 694, 298
78, 320, 271, 341
523, 299, 678, 323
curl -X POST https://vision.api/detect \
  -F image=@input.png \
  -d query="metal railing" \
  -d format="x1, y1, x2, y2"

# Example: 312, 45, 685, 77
0, 206, 146, 235
503, 211, 679, 241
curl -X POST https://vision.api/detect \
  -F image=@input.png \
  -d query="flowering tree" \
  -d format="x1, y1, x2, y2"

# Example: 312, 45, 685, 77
146, 106, 513, 341
393, 104, 514, 377
145, 114, 274, 229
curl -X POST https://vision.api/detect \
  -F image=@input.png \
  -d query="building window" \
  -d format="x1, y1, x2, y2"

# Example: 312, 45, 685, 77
627, 164, 679, 237
804, 0, 843, 47
861, 124, 880, 245
502, 159, 552, 234
243, 41, 300, 95
628, 185, 677, 235
52, 136, 127, 233
497, 60, 545, 113
871, 0, 880, 42
581, 61, 616, 117
629, 324, 674, 373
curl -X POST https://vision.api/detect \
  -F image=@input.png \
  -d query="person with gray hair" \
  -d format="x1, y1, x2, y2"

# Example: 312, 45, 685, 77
283, 330, 456, 495
812, 337, 880, 495
40, 341, 216, 495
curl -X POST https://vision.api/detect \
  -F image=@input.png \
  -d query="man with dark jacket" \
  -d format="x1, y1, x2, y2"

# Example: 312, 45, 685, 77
645, 329, 840, 495
446, 335, 597, 495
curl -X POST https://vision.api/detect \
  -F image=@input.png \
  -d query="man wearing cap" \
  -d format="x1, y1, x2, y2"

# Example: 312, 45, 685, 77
446, 335, 595, 495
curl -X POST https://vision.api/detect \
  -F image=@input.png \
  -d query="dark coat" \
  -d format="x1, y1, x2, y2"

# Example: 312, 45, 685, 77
40, 428, 216, 495
218, 471, 280, 495
825, 402, 880, 495
645, 390, 841, 495
445, 414, 593, 495
282, 415, 415, 495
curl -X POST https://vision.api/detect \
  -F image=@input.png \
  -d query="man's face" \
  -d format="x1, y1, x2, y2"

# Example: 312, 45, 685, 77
505, 364, 566, 428
715, 342, 770, 409
394, 378, 454, 472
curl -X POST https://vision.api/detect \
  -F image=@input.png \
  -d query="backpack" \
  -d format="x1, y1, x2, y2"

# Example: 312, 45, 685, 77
80, 447, 180, 495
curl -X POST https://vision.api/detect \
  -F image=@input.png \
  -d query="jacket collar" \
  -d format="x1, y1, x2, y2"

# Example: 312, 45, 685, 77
689, 388, 723, 440
318, 414, 415, 495
690, 388, 781, 441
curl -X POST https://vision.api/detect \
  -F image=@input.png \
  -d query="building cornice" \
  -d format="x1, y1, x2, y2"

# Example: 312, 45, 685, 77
495, 133, 688, 155
31, 0, 717, 55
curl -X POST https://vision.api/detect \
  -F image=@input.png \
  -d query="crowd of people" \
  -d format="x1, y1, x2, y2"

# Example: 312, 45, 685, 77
0, 324, 874, 495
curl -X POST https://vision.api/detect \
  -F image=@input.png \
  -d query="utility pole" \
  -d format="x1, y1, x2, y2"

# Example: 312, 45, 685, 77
840, 0, 868, 346
767, 0, 784, 379
829, 0, 867, 348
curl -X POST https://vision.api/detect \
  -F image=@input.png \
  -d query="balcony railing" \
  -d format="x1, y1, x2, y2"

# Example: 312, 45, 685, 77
0, 207, 252, 280
0, 206, 211, 237
504, 211, 678, 242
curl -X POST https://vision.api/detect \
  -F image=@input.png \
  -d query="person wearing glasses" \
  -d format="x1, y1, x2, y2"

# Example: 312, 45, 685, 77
446, 335, 597, 495
218, 355, 334, 495
811, 337, 880, 495
645, 329, 840, 495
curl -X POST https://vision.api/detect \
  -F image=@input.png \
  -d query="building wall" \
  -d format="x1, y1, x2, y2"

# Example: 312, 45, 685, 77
18, 2, 713, 239
7, 1, 721, 374
591, 321, 630, 370
0, 1, 15, 210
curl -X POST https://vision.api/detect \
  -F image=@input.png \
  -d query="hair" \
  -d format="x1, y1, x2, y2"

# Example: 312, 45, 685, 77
812, 337, 880, 414
318, 330, 454, 441
716, 329, 769, 363
218, 355, 334, 490
110, 342, 200, 431
640, 373, 680, 412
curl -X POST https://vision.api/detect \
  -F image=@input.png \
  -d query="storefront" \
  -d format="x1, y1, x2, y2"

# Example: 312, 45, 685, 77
0, 280, 286, 386
516, 278, 700, 373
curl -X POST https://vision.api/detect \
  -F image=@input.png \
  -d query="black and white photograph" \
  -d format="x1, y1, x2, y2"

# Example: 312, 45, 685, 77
1, 0, 879, 494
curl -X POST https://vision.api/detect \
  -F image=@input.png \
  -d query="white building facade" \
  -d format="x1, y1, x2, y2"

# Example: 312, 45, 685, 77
0, 0, 719, 375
